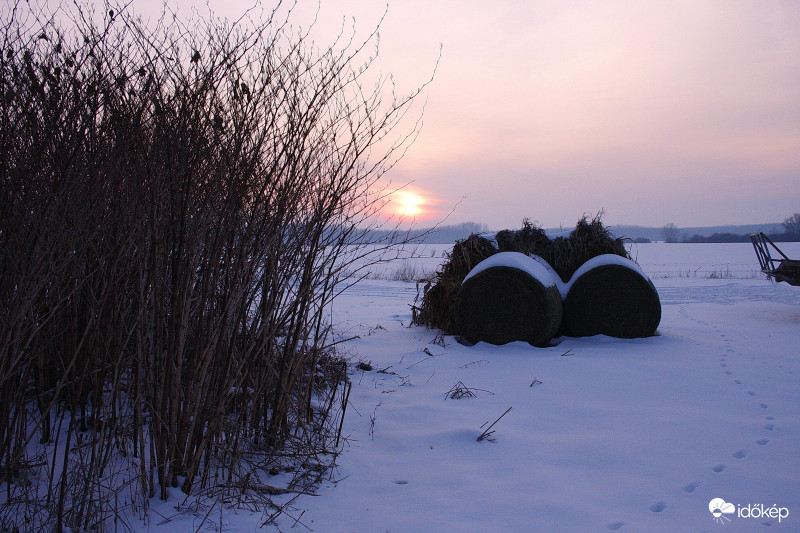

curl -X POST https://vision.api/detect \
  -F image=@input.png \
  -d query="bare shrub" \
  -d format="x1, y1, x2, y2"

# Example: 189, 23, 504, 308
0, 0, 432, 529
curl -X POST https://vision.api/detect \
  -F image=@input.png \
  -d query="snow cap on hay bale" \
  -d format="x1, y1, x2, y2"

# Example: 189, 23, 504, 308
563, 254, 661, 338
412, 233, 497, 333
454, 252, 562, 346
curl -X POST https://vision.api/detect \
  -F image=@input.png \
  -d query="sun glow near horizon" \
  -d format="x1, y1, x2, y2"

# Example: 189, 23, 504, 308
389, 188, 439, 222
393, 190, 423, 217
134, 0, 800, 229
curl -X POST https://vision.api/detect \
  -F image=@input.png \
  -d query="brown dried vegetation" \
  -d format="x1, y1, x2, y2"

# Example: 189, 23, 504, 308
0, 1, 429, 529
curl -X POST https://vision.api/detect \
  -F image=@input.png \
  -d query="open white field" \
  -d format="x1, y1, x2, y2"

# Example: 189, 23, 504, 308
132, 242, 800, 532
363, 241, 800, 284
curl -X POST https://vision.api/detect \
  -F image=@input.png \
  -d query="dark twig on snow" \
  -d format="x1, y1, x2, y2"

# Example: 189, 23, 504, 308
477, 407, 513, 442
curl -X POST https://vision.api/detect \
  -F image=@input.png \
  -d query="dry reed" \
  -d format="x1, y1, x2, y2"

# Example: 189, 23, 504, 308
0, 1, 431, 529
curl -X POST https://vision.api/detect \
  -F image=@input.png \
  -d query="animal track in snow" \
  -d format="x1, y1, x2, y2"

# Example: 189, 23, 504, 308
649, 501, 667, 513
759, 403, 769, 409
733, 449, 747, 459
764, 423, 775, 431
606, 522, 625, 530
682, 482, 699, 493
712, 464, 726, 473
756, 439, 769, 445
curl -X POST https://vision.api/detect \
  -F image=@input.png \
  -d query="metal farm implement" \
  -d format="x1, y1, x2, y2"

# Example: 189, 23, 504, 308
750, 232, 800, 286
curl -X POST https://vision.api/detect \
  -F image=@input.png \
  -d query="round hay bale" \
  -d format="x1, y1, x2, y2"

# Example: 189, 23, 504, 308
563, 255, 661, 338
454, 252, 562, 347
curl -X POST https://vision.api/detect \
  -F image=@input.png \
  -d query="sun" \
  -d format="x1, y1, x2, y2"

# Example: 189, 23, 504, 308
393, 191, 424, 218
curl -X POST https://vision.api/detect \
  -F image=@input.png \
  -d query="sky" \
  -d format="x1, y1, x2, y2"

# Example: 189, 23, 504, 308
102, 1, 800, 228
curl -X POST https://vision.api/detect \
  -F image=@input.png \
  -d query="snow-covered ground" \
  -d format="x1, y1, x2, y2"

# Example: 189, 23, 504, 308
134, 243, 800, 532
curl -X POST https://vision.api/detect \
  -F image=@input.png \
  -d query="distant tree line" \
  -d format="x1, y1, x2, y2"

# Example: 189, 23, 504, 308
681, 233, 800, 243
660, 213, 800, 243
784, 213, 800, 236
424, 221, 490, 242
683, 233, 753, 243
390, 217, 800, 245
359, 221, 490, 244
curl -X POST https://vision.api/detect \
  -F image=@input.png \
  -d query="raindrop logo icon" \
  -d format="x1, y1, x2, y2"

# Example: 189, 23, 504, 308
709, 498, 735, 524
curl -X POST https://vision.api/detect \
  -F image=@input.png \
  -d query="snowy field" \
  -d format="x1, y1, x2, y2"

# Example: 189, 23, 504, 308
134, 242, 800, 532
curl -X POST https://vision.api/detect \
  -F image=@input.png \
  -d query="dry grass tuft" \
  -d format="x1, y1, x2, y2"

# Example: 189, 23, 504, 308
559, 213, 629, 281
412, 234, 496, 333
495, 218, 550, 256
444, 381, 494, 400
445, 381, 477, 400
497, 214, 629, 282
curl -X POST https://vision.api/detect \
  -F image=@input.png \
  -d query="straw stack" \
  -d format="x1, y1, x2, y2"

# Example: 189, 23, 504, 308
413, 214, 661, 342
412, 234, 496, 333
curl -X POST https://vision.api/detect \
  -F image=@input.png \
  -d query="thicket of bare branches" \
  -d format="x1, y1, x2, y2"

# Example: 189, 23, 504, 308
0, 1, 430, 529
